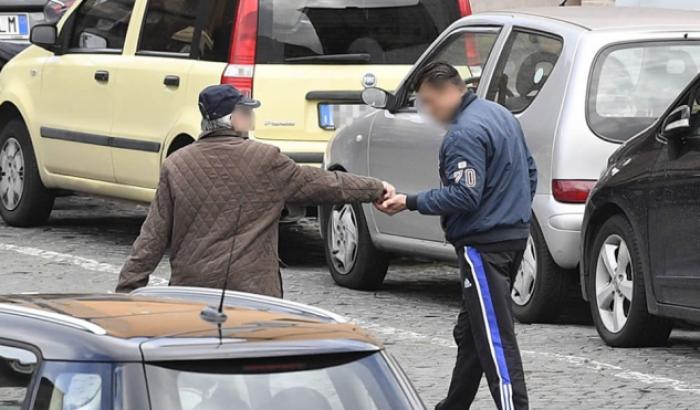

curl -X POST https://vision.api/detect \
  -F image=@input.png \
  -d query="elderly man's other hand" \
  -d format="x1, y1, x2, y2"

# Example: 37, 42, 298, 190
382, 181, 396, 201
375, 194, 407, 215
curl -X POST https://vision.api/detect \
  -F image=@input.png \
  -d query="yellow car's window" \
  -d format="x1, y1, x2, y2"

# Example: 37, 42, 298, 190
68, 0, 135, 51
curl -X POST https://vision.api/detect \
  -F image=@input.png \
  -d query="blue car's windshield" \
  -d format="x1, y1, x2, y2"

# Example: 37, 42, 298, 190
31, 361, 148, 410
146, 352, 413, 410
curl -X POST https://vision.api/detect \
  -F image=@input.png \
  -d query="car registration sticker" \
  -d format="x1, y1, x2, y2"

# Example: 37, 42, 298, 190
318, 103, 373, 131
0, 14, 29, 39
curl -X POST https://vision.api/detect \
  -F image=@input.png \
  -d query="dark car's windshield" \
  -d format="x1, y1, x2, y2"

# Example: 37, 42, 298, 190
588, 41, 700, 142
257, 0, 461, 64
146, 352, 413, 410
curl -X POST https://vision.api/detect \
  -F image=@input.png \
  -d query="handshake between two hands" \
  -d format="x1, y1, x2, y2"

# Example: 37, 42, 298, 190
374, 182, 406, 216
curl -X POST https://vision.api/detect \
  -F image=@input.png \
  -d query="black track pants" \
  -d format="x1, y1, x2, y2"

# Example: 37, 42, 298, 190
436, 246, 529, 410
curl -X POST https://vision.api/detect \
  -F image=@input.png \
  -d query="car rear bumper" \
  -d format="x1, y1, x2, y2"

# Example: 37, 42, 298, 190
533, 194, 584, 269
252, 137, 327, 165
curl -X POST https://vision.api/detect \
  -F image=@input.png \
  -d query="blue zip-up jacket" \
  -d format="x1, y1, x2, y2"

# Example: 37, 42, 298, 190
406, 92, 537, 246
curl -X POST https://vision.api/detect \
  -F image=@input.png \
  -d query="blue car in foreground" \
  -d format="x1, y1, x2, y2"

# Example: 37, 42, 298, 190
0, 287, 424, 409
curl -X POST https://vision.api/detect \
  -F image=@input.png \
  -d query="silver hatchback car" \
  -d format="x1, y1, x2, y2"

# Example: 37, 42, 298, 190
320, 7, 700, 323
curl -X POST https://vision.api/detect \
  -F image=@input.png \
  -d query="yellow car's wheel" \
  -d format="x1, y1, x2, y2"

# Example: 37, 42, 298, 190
0, 119, 54, 227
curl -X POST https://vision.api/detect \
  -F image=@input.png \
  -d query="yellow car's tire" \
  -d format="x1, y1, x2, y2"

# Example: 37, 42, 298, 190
0, 119, 54, 227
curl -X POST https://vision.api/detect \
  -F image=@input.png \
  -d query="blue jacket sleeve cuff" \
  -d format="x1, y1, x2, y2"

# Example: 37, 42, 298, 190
406, 194, 419, 211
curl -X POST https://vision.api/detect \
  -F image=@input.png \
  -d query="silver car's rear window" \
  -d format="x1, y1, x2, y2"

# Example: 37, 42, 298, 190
588, 41, 700, 143
146, 352, 413, 410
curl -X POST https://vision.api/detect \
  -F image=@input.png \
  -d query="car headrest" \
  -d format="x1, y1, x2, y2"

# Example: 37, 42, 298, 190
515, 51, 559, 97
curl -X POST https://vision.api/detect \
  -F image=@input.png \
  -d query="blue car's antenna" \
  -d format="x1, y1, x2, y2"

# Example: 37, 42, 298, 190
200, 205, 242, 325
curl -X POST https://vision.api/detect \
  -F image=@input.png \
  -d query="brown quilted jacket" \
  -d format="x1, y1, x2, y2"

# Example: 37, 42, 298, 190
116, 129, 384, 297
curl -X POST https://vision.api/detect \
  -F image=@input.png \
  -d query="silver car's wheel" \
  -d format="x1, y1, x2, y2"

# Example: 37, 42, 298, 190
329, 204, 359, 275
321, 202, 389, 290
511, 218, 567, 324
594, 234, 633, 334
512, 235, 537, 306
0, 137, 24, 211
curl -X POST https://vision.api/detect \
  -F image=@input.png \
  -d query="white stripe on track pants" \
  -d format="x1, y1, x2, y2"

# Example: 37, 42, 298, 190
435, 246, 529, 410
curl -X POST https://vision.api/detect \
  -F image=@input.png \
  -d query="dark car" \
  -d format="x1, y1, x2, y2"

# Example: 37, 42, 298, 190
0, 0, 43, 43
580, 74, 700, 348
0, 287, 424, 409
0, 0, 75, 68
0, 0, 74, 42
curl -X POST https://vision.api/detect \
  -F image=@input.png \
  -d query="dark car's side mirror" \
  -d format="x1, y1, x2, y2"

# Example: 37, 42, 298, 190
362, 87, 394, 110
30, 24, 58, 52
662, 105, 691, 139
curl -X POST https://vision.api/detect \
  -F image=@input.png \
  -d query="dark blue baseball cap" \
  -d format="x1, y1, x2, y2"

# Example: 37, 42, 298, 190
198, 84, 261, 120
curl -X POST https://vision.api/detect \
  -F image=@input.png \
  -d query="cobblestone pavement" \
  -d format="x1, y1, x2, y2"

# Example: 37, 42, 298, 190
2, 196, 700, 409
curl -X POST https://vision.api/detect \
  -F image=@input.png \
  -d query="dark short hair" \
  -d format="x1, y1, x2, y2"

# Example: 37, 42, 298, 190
414, 62, 465, 91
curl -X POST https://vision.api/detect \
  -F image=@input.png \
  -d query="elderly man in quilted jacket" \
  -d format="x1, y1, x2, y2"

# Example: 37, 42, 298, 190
116, 85, 393, 297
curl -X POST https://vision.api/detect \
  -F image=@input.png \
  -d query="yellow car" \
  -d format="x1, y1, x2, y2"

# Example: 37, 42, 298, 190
0, 0, 466, 227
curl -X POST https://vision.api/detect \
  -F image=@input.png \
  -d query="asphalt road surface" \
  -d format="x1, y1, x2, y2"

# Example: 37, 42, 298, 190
1, 196, 700, 409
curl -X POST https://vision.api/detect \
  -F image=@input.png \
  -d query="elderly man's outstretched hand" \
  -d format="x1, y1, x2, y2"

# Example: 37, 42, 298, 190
374, 183, 408, 216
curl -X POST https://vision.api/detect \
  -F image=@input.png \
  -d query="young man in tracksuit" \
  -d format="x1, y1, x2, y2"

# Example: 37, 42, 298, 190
378, 62, 537, 410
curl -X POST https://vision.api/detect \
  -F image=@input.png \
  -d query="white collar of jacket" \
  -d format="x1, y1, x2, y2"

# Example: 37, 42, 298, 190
199, 129, 249, 140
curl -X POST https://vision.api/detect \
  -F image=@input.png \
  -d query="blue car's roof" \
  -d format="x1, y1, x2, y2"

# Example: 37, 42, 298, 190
0, 291, 380, 362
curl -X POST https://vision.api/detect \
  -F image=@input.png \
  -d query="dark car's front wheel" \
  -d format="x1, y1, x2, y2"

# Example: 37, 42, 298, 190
0, 119, 54, 227
587, 215, 671, 347
321, 203, 390, 290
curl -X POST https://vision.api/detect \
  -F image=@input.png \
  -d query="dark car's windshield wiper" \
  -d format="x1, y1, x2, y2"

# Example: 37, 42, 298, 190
284, 53, 371, 63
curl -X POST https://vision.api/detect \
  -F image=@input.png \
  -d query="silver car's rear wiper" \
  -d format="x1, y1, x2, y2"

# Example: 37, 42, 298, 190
284, 53, 371, 63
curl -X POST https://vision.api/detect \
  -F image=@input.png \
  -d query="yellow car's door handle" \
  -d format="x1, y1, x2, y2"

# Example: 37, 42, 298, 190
94, 70, 109, 83
164, 75, 180, 88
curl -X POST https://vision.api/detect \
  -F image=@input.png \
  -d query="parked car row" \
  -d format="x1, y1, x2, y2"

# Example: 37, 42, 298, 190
322, 6, 700, 345
2, 1, 700, 348
0, 0, 468, 228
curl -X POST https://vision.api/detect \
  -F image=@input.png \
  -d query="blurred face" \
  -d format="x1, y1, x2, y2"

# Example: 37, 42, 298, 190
417, 82, 466, 125
230, 107, 255, 132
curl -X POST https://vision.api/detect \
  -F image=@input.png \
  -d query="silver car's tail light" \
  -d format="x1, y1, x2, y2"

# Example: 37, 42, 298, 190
552, 179, 597, 204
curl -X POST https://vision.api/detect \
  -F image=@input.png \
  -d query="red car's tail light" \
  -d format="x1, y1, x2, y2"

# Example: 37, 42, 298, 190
456, 1, 479, 66
222, 0, 259, 96
457, 0, 472, 16
552, 180, 597, 204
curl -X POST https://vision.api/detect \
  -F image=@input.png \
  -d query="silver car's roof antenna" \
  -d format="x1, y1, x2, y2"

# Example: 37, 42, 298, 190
200, 206, 242, 326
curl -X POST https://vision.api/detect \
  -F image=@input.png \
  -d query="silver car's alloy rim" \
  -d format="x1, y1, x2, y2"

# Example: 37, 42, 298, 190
512, 234, 537, 306
0, 138, 25, 211
595, 234, 633, 334
329, 204, 358, 275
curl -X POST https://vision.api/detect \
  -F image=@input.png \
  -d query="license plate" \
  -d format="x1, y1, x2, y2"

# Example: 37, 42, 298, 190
0, 14, 29, 39
318, 104, 373, 131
